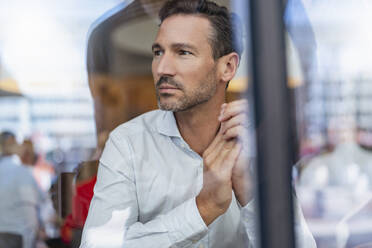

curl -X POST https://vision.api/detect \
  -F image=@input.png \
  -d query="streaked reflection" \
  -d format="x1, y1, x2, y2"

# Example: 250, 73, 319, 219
0, 0, 127, 247
84, 209, 131, 247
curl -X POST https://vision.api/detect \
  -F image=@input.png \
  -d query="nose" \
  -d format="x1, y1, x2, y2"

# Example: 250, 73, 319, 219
153, 52, 176, 77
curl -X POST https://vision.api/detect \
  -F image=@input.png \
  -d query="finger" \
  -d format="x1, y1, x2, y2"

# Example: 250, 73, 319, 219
226, 99, 248, 107
203, 125, 232, 168
223, 126, 246, 141
221, 99, 247, 108
221, 114, 248, 134
203, 128, 224, 158
222, 100, 248, 117
203, 118, 230, 158
221, 141, 242, 172
213, 139, 236, 165
220, 99, 247, 111
204, 137, 227, 168
218, 101, 248, 122
210, 139, 236, 171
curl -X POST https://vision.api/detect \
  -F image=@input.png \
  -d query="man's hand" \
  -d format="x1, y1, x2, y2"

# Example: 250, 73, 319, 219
219, 99, 254, 206
196, 129, 242, 226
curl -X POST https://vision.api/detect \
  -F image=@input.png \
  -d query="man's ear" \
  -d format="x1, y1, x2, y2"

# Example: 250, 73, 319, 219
218, 52, 240, 83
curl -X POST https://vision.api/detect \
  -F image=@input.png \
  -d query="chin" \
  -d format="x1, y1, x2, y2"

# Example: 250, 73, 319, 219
159, 103, 178, 111
158, 100, 185, 112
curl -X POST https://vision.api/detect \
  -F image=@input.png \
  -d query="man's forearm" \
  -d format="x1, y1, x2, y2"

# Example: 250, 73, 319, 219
196, 195, 226, 226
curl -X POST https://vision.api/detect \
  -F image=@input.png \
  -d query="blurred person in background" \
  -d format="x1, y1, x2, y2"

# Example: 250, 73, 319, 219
20, 139, 38, 166
20, 138, 60, 246
0, 131, 46, 248
20, 138, 55, 192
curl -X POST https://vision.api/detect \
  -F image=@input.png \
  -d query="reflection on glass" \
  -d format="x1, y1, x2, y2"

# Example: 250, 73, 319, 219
287, 0, 372, 247
0, 0, 124, 247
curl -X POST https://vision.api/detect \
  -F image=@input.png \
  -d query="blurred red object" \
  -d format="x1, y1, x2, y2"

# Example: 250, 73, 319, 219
61, 176, 96, 243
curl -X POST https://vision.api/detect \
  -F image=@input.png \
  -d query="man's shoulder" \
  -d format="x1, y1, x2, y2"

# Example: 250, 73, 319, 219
0, 157, 38, 184
110, 109, 163, 140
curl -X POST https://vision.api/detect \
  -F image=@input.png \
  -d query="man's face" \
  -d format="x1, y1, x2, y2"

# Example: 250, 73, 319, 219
152, 14, 218, 112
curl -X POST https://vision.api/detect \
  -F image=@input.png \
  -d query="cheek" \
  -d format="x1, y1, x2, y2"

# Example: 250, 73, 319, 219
151, 60, 157, 75
183, 62, 215, 81
151, 61, 159, 82
178, 62, 202, 78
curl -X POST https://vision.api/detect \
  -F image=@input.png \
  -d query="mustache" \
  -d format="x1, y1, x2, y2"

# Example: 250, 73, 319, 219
155, 76, 183, 90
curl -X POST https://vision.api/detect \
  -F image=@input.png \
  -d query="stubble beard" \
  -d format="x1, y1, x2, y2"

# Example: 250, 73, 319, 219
156, 67, 218, 112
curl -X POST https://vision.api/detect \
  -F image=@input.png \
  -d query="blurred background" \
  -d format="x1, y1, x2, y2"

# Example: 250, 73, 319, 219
288, 1, 372, 248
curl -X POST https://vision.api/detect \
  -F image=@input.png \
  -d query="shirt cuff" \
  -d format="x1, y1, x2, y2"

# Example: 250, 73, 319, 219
240, 199, 258, 248
161, 197, 208, 248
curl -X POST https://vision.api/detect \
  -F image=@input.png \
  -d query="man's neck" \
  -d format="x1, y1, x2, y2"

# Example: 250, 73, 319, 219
174, 98, 224, 156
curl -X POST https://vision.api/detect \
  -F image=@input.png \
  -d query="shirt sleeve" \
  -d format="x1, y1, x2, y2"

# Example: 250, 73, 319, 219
293, 194, 317, 248
80, 135, 208, 248
240, 196, 317, 248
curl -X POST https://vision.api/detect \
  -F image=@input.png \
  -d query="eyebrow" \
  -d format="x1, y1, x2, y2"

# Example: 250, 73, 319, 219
152, 43, 161, 51
151, 43, 198, 53
171, 43, 197, 52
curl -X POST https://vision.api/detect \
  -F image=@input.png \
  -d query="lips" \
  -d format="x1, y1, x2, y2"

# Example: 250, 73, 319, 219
158, 84, 181, 94
158, 84, 179, 90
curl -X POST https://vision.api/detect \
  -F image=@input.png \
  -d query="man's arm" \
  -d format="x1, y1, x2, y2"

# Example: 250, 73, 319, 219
80, 135, 208, 248
219, 99, 317, 248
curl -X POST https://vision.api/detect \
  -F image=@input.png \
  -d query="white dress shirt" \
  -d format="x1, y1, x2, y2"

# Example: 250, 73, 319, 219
81, 110, 316, 248
0, 155, 44, 248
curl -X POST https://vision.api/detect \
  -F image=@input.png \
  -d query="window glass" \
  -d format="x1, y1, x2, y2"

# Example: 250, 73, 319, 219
0, 0, 260, 247
0, 0, 128, 246
286, 0, 372, 247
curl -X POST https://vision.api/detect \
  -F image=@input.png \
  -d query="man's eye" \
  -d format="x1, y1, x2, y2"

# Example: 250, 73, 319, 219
179, 50, 192, 56
153, 50, 163, 57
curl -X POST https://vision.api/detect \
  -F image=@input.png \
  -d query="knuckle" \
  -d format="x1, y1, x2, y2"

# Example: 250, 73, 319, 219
223, 109, 230, 117
230, 127, 238, 136
223, 140, 235, 149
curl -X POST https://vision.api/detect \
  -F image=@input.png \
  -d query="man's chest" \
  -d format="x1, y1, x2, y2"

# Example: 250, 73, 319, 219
125, 135, 246, 247
132, 140, 204, 221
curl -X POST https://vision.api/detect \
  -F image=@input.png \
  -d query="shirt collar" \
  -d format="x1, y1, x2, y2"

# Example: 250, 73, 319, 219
156, 110, 182, 138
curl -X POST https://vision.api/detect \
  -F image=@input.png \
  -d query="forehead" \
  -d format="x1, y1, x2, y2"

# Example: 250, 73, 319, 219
155, 14, 213, 50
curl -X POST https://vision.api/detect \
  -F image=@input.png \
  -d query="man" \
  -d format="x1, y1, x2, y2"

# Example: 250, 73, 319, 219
0, 131, 45, 248
81, 1, 316, 247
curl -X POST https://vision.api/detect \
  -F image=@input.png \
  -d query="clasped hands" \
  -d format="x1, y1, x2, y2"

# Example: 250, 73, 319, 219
196, 99, 253, 226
